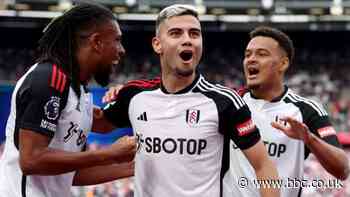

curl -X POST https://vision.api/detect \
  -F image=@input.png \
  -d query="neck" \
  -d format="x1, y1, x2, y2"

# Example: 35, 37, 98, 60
161, 71, 196, 93
79, 68, 90, 84
250, 82, 285, 101
77, 52, 94, 84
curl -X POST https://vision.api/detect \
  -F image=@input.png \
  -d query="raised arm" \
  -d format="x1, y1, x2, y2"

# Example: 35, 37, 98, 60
272, 116, 349, 180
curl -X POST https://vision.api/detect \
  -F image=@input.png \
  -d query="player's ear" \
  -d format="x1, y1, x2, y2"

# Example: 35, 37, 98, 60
152, 36, 162, 54
89, 32, 103, 53
279, 56, 289, 73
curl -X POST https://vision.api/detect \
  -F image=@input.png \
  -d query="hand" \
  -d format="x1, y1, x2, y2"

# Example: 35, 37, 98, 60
271, 116, 312, 143
102, 84, 124, 103
109, 136, 136, 163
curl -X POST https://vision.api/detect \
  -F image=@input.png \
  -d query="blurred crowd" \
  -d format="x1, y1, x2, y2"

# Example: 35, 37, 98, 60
1, 43, 350, 196
1, 45, 350, 131
0, 48, 35, 82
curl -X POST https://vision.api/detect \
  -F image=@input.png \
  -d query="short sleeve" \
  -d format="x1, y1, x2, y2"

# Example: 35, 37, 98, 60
16, 63, 69, 138
304, 107, 342, 148
296, 99, 343, 159
228, 105, 261, 150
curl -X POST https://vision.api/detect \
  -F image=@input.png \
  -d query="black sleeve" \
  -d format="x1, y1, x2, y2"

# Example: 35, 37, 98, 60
16, 63, 69, 138
225, 104, 261, 150
303, 102, 341, 147
301, 102, 343, 158
305, 110, 342, 148
103, 86, 139, 128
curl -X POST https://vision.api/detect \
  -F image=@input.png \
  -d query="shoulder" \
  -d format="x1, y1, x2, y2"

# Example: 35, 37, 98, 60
124, 77, 161, 89
25, 62, 70, 94
102, 77, 161, 123
117, 77, 161, 99
283, 90, 328, 117
195, 77, 246, 110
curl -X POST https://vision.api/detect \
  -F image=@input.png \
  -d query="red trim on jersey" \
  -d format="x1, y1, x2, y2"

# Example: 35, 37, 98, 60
50, 64, 57, 88
60, 73, 67, 93
56, 70, 63, 91
237, 87, 249, 97
236, 118, 256, 136
50, 64, 67, 93
125, 77, 161, 89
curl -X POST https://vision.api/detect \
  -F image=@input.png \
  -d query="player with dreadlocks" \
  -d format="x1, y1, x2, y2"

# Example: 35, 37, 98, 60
0, 3, 136, 197
37, 2, 120, 96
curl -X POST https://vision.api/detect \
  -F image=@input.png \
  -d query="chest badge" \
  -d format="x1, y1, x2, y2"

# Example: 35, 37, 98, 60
186, 109, 200, 126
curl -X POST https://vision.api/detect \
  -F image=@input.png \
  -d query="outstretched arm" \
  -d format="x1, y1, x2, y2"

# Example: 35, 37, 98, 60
242, 140, 280, 197
272, 117, 349, 180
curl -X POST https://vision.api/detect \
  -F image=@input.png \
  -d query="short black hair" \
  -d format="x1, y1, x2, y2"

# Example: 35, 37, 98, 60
37, 2, 115, 97
249, 26, 295, 65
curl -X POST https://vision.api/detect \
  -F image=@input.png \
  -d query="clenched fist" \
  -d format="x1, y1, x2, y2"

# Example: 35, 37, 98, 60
109, 136, 136, 163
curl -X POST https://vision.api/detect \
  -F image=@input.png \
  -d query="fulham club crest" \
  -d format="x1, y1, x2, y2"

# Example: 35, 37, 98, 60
186, 109, 200, 126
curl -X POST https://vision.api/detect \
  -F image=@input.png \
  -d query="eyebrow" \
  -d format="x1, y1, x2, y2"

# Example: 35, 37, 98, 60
168, 27, 201, 32
246, 48, 270, 52
189, 27, 201, 31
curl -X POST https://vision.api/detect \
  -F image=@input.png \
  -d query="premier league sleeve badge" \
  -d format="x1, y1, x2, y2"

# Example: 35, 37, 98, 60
44, 96, 61, 120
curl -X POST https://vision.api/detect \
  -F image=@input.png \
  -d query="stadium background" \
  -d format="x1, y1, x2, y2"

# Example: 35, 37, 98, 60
1, 0, 350, 196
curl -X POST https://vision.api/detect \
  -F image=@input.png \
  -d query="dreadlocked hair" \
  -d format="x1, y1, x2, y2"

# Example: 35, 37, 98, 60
37, 2, 115, 98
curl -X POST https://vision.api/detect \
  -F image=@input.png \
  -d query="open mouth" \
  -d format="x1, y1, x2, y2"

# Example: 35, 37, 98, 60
179, 51, 193, 62
248, 67, 259, 76
112, 57, 123, 66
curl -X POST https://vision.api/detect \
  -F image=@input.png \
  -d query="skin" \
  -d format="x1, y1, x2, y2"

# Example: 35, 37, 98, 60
78, 20, 125, 87
243, 36, 288, 101
152, 15, 202, 93
19, 19, 135, 186
244, 35, 349, 180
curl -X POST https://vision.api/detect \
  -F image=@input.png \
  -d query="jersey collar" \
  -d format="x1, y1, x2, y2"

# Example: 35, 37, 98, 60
160, 73, 200, 94
250, 85, 289, 102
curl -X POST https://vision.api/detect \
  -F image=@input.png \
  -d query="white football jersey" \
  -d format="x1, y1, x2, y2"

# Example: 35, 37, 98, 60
223, 87, 341, 197
104, 75, 262, 197
0, 63, 92, 197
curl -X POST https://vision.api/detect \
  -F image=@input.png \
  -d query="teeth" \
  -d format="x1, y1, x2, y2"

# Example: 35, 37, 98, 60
247, 67, 259, 75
